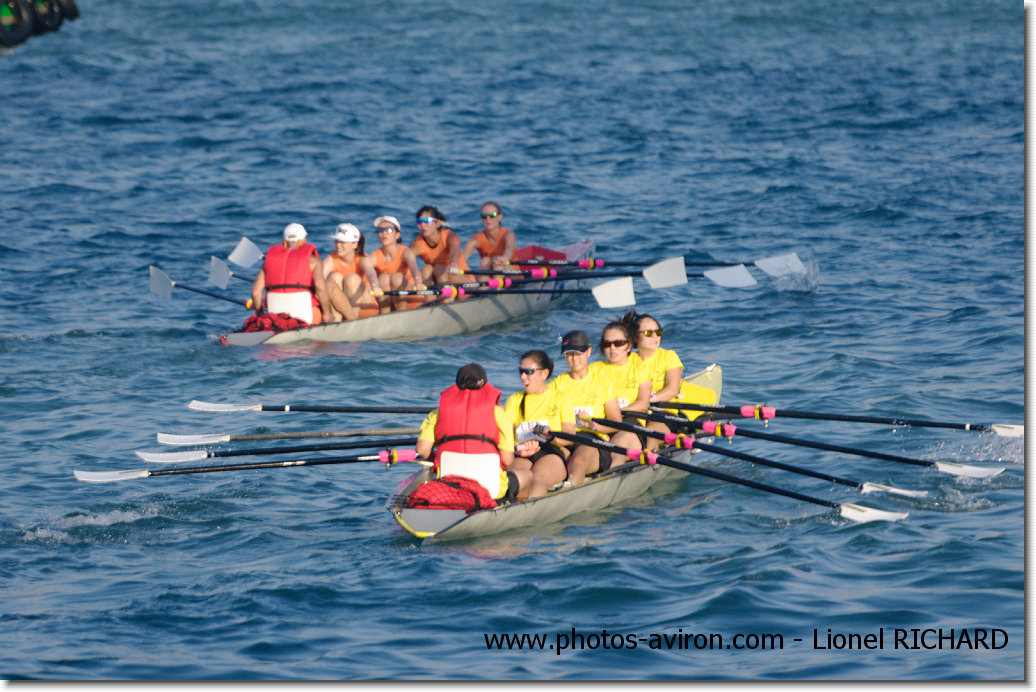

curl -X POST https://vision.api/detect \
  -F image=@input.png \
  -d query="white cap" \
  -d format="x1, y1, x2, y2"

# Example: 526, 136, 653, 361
373, 215, 401, 232
283, 223, 307, 242
332, 223, 361, 243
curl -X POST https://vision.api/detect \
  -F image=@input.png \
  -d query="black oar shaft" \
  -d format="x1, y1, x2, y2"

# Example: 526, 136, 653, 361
547, 429, 840, 511
230, 428, 420, 442
637, 409, 934, 469
200, 437, 418, 459
259, 405, 432, 414
176, 283, 249, 307
592, 417, 864, 490
665, 401, 1001, 433
148, 453, 385, 476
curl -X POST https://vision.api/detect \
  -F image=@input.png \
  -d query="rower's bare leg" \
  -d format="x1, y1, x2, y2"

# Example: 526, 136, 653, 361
566, 446, 600, 487
529, 454, 567, 499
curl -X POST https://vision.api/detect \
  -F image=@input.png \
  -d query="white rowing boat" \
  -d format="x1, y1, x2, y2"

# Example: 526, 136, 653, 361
221, 239, 595, 346
389, 364, 722, 541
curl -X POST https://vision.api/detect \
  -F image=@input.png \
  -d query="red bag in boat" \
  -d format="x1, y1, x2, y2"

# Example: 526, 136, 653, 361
241, 312, 309, 332
405, 475, 497, 512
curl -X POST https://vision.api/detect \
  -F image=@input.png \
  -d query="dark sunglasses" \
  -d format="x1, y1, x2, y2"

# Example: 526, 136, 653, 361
377, 226, 397, 233
518, 367, 542, 375
602, 339, 629, 349
639, 329, 663, 337
416, 216, 438, 224
481, 211, 501, 219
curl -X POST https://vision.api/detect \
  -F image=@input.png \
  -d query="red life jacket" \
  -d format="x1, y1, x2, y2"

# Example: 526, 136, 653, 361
433, 384, 503, 471
264, 242, 320, 307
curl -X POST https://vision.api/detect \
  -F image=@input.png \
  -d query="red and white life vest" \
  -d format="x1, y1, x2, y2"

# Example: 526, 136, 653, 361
433, 383, 505, 497
263, 242, 319, 321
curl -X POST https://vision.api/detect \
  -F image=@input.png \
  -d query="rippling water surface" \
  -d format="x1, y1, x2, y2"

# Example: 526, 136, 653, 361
2, 0, 1023, 681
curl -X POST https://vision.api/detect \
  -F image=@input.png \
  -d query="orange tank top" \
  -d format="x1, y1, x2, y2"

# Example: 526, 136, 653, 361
412, 228, 469, 270
475, 228, 511, 258
329, 254, 371, 286
373, 247, 414, 283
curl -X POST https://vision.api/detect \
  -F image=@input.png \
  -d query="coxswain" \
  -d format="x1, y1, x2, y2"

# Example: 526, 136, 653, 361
409, 206, 470, 285
250, 223, 332, 325
462, 201, 516, 271
416, 363, 531, 503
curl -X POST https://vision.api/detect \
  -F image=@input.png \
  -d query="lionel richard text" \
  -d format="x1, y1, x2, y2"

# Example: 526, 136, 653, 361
809, 628, 1007, 651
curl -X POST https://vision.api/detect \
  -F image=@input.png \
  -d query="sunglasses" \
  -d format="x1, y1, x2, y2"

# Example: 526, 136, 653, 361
481, 211, 501, 219
639, 329, 663, 337
602, 339, 629, 349
416, 217, 438, 224
376, 226, 397, 233
518, 367, 542, 375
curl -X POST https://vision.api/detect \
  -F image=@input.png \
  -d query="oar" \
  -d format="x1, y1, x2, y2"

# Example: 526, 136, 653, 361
512, 252, 805, 278
188, 400, 434, 414
659, 401, 1024, 438
74, 449, 428, 483
208, 256, 254, 290
592, 417, 927, 498
150, 266, 254, 309
156, 426, 421, 447
507, 256, 752, 289
387, 276, 638, 309
136, 436, 419, 463
634, 409, 1004, 479
227, 236, 264, 268
544, 429, 907, 523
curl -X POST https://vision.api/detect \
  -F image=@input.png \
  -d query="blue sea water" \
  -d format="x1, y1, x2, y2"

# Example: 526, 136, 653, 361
1, 0, 1024, 681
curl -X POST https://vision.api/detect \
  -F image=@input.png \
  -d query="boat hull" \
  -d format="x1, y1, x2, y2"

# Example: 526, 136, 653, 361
389, 364, 722, 541
222, 239, 594, 346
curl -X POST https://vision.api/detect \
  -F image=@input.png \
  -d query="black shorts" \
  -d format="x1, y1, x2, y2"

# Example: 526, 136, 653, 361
568, 443, 613, 473
500, 471, 520, 504
527, 442, 566, 464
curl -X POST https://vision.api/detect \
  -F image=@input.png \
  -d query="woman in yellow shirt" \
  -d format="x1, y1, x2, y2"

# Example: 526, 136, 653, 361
503, 350, 566, 499
563, 324, 651, 485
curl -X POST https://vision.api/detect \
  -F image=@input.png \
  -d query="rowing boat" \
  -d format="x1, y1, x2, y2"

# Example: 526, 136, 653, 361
221, 239, 595, 346
389, 364, 722, 541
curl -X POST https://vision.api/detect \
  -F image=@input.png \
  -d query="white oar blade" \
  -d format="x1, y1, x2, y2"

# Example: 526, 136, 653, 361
149, 266, 174, 300
860, 482, 928, 499
642, 256, 687, 289
934, 461, 1004, 479
208, 256, 233, 289
75, 468, 150, 483
157, 432, 231, 446
991, 423, 1023, 438
703, 264, 757, 288
754, 252, 806, 277
228, 236, 264, 268
188, 400, 262, 413
839, 503, 909, 523
135, 449, 207, 463
592, 277, 635, 308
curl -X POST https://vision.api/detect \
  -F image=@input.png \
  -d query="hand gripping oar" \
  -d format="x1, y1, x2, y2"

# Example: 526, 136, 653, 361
188, 400, 434, 414
156, 426, 421, 447
634, 409, 1004, 479
543, 429, 907, 523
659, 401, 1024, 438
74, 449, 427, 483
136, 436, 420, 463
150, 266, 254, 309
592, 417, 927, 498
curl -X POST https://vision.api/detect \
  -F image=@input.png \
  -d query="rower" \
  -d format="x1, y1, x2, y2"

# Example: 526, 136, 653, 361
503, 349, 566, 499
461, 201, 516, 271
563, 324, 650, 485
322, 223, 380, 321
416, 363, 531, 502
250, 223, 333, 325
409, 206, 471, 286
